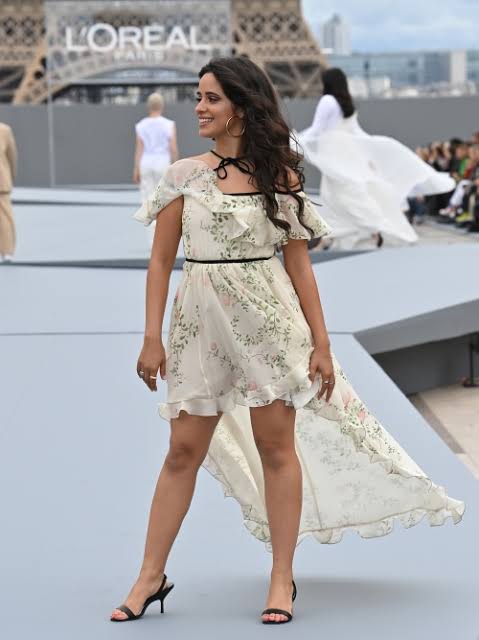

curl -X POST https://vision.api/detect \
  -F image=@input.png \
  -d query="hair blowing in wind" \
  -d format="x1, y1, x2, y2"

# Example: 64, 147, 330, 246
199, 55, 315, 238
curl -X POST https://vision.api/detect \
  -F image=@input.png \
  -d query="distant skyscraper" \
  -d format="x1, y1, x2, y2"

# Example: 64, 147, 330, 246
320, 14, 351, 55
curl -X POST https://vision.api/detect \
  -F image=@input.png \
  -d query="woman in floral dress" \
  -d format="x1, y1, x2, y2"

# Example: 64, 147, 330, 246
110, 56, 464, 626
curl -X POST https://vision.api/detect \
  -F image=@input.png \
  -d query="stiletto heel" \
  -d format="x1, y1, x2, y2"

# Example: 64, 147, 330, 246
261, 579, 297, 624
111, 573, 174, 622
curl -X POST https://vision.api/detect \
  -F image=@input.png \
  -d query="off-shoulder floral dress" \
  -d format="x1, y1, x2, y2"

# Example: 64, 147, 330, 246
133, 157, 464, 551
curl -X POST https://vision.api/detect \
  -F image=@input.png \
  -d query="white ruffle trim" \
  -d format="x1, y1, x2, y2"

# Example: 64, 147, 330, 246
203, 411, 466, 552
132, 163, 332, 246
158, 348, 321, 421
202, 454, 465, 553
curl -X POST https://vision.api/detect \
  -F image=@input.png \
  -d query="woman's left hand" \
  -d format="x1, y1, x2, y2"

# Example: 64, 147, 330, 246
309, 346, 335, 402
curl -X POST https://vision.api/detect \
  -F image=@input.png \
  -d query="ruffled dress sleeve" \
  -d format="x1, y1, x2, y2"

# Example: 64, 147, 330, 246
132, 161, 184, 226
275, 191, 333, 244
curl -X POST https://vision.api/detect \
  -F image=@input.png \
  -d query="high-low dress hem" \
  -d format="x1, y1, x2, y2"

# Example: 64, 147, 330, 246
133, 157, 465, 553
198, 375, 465, 551
159, 352, 465, 552
203, 466, 464, 553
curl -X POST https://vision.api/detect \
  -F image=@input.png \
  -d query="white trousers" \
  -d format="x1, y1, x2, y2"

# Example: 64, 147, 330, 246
139, 161, 169, 249
449, 179, 471, 208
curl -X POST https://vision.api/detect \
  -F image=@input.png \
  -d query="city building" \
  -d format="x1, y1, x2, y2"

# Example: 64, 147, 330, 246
319, 14, 351, 56
467, 49, 479, 85
327, 49, 477, 97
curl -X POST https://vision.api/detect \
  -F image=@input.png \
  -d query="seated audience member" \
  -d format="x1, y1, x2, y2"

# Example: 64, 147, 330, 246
437, 140, 470, 221
440, 144, 479, 226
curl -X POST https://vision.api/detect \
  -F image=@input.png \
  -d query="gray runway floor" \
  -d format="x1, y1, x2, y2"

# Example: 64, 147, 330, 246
1, 244, 478, 639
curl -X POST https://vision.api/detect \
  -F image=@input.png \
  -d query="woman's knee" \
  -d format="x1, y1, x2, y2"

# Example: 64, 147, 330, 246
165, 411, 222, 473
254, 437, 295, 470
164, 440, 204, 473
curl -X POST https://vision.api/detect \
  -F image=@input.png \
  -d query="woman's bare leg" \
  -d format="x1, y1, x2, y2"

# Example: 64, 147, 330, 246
110, 410, 222, 619
250, 399, 301, 623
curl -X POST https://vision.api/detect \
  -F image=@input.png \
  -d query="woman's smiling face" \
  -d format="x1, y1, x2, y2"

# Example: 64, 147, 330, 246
195, 72, 243, 139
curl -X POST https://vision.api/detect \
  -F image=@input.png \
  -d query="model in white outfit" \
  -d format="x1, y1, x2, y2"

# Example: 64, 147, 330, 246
296, 71, 455, 249
134, 93, 179, 248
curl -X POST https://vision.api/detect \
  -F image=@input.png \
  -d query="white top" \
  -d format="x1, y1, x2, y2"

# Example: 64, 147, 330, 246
309, 94, 343, 136
135, 115, 175, 160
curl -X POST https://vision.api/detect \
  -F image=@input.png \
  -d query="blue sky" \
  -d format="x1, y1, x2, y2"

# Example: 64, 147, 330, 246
301, 0, 479, 52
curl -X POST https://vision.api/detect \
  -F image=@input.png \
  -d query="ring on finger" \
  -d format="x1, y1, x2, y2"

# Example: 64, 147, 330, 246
149, 375, 157, 379
139, 370, 145, 378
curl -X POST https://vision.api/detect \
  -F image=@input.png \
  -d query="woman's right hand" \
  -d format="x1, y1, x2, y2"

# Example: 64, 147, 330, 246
137, 337, 166, 391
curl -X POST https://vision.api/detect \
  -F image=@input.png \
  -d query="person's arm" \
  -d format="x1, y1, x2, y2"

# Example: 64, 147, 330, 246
137, 194, 183, 391
308, 95, 337, 136
133, 134, 144, 183
6, 127, 17, 181
279, 168, 335, 401
282, 238, 334, 401
169, 124, 179, 163
282, 237, 330, 350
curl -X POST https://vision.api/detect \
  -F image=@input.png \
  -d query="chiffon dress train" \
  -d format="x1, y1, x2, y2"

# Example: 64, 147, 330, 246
134, 157, 464, 552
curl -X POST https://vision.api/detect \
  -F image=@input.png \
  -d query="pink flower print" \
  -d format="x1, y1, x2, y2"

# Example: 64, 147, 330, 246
210, 341, 218, 351
358, 407, 367, 423
248, 381, 258, 391
341, 389, 352, 408
222, 294, 232, 306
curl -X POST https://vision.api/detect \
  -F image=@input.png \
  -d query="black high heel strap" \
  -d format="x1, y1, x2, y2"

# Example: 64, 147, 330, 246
116, 604, 135, 619
262, 607, 293, 621
113, 574, 169, 620
159, 573, 167, 592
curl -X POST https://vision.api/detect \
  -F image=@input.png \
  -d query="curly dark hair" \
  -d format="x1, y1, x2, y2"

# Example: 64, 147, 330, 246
321, 67, 356, 118
198, 55, 315, 239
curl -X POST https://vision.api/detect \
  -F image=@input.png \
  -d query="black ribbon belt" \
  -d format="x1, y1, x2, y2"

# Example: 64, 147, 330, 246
185, 255, 274, 264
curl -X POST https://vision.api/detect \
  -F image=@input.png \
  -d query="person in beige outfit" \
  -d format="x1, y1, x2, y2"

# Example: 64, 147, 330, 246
0, 122, 17, 262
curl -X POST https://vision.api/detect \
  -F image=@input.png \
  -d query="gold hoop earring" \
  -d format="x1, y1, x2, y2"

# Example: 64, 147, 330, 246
225, 115, 246, 137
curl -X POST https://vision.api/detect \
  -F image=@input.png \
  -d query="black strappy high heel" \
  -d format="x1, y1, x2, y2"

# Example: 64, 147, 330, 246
261, 579, 297, 624
110, 573, 174, 622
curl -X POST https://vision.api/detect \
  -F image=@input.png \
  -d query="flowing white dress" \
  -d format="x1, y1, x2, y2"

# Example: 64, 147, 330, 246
296, 95, 456, 249
133, 157, 464, 552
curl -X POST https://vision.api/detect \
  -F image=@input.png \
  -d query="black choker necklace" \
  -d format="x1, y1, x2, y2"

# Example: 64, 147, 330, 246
210, 149, 253, 179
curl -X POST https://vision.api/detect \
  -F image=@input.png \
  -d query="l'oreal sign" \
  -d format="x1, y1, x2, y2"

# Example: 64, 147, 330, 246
66, 24, 212, 54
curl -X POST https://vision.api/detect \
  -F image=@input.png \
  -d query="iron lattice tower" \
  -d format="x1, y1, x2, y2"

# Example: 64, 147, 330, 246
0, 0, 327, 103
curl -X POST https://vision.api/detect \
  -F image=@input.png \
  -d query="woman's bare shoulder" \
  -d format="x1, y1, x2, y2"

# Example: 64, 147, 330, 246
166, 155, 211, 177
182, 153, 213, 167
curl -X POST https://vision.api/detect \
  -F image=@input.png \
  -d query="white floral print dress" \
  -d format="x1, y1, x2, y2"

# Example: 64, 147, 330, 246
133, 157, 464, 551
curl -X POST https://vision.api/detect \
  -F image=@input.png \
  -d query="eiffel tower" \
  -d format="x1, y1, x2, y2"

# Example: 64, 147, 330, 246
232, 0, 328, 97
0, 0, 327, 104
